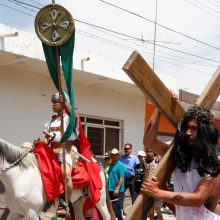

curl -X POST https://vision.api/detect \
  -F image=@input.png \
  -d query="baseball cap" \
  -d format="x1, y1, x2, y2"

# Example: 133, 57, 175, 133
137, 150, 146, 157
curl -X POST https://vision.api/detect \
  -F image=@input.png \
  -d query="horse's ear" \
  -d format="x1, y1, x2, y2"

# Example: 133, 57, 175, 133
0, 138, 20, 153
21, 142, 32, 149
0, 138, 10, 148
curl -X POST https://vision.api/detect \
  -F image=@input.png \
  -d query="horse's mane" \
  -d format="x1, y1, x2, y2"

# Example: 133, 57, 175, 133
0, 138, 35, 170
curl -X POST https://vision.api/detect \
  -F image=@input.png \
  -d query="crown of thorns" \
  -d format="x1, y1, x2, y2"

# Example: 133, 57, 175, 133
185, 105, 214, 124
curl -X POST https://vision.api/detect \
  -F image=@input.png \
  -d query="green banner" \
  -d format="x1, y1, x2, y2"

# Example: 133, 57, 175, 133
42, 31, 77, 142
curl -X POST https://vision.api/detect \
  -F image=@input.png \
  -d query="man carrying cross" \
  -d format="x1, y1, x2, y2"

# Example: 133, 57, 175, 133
141, 105, 220, 220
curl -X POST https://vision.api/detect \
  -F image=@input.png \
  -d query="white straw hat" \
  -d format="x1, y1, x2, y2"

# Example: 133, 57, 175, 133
111, 148, 119, 154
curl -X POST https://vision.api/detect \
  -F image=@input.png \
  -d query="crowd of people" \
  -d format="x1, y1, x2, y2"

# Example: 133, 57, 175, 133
102, 104, 220, 220
103, 143, 166, 220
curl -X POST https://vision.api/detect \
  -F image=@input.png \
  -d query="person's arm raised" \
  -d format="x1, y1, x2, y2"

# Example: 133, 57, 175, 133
59, 95, 72, 115
143, 109, 170, 157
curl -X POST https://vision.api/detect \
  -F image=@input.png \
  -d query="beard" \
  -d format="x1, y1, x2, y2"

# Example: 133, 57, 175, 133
186, 136, 195, 147
146, 157, 154, 163
184, 137, 197, 156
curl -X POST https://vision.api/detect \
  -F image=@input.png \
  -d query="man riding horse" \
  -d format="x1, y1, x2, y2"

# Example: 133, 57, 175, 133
39, 92, 103, 218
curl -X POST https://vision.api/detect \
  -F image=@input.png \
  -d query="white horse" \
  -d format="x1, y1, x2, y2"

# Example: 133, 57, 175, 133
0, 138, 115, 220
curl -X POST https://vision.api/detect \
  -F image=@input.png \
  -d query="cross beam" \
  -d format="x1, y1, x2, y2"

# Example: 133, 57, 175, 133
122, 51, 220, 220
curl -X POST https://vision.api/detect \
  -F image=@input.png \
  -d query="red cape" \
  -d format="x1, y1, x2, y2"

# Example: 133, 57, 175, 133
75, 118, 102, 213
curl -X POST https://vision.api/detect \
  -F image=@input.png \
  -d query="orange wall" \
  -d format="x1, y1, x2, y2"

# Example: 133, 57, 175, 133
145, 103, 220, 141
145, 103, 176, 135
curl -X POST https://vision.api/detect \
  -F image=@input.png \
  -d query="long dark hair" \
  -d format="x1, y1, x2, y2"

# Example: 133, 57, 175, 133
173, 105, 220, 177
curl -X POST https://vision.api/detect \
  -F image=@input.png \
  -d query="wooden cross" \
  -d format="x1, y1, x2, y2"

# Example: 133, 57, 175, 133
122, 51, 220, 220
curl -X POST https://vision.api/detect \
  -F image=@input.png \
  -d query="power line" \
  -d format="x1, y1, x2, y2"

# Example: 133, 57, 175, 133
77, 29, 214, 76
204, 0, 220, 8
1, 0, 220, 64
81, 24, 216, 67
7, 0, 37, 13
86, 24, 180, 45
193, 0, 220, 14
80, 24, 214, 67
4, 0, 220, 52
4, 0, 220, 53
0, 2, 34, 17
97, 0, 220, 51
183, 0, 220, 20
6, 0, 40, 9
77, 28, 217, 69
28, 0, 44, 7
75, 19, 220, 64
77, 29, 134, 51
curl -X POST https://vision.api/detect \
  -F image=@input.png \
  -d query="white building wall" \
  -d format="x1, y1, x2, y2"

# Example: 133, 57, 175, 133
75, 84, 145, 153
0, 68, 145, 154
0, 69, 54, 145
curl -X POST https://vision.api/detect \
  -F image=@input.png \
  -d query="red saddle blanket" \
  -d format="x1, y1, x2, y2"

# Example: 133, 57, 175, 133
33, 142, 90, 202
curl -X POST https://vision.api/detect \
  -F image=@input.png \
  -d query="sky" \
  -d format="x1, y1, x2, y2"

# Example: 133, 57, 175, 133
1, 0, 220, 96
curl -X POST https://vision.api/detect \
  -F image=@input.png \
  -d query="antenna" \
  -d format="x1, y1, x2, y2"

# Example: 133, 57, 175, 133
153, 0, 158, 70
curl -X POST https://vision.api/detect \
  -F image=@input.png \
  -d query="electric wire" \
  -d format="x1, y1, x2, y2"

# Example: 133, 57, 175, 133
0, 2, 34, 17
77, 23, 216, 67
77, 29, 217, 69
97, 0, 220, 50
193, 0, 220, 14
28, 0, 44, 7
1, 0, 220, 66
183, 0, 220, 20
194, 0, 219, 10
6, 0, 220, 52
75, 19, 220, 64
6, 0, 40, 9
7, 0, 37, 13
200, 0, 220, 8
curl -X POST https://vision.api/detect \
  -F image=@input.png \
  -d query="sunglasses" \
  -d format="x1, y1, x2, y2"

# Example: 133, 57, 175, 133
124, 148, 131, 150
105, 157, 110, 160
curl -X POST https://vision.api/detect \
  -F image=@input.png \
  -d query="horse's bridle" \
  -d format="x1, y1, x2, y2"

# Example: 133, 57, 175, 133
0, 146, 35, 173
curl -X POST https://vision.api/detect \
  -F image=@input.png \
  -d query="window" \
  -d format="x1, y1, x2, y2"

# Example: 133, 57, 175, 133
80, 115, 123, 157
87, 127, 104, 155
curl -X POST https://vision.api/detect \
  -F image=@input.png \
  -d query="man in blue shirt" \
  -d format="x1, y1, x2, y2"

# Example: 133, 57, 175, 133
108, 148, 125, 220
120, 143, 139, 214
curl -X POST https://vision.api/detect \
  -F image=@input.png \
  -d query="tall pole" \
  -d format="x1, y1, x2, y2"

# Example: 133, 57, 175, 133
55, 47, 68, 210
52, 0, 68, 210
152, 0, 158, 70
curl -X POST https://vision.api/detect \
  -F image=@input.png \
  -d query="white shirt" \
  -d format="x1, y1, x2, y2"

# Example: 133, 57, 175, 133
45, 114, 79, 143
173, 162, 220, 220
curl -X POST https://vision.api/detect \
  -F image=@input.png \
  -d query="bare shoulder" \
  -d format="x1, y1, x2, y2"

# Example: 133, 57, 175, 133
204, 175, 220, 212
209, 175, 220, 196
213, 175, 220, 196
